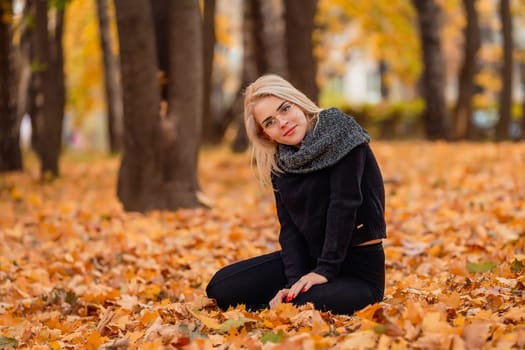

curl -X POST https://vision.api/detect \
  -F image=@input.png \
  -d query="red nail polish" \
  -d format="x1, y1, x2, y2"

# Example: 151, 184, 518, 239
302, 287, 307, 292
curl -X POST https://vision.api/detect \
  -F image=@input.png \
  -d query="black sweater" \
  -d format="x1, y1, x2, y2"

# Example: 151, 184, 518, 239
271, 143, 386, 285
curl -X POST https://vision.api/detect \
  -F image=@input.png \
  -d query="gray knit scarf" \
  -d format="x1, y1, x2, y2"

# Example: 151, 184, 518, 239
276, 107, 370, 174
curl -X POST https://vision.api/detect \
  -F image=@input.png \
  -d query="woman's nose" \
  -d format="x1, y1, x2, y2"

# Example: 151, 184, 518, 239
277, 115, 288, 127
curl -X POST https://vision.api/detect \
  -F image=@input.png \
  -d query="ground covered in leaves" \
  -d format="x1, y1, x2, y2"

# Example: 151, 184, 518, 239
0, 142, 524, 350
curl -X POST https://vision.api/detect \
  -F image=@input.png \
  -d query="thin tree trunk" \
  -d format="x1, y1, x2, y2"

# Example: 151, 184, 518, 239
452, 0, 480, 140
115, 0, 163, 211
201, 0, 219, 145
495, 0, 513, 141
412, 0, 449, 140
232, 0, 259, 152
231, 90, 249, 152
40, 6, 66, 177
251, 0, 267, 75
96, 0, 123, 153
164, 0, 203, 208
0, 0, 23, 172
284, 0, 318, 103
16, 1, 32, 132
30, 0, 66, 177
258, 0, 287, 77
21, 1, 37, 155
29, 0, 47, 160
379, 60, 389, 101
521, 63, 525, 140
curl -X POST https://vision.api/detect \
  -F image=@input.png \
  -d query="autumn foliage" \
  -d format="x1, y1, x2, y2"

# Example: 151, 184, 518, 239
1, 142, 524, 349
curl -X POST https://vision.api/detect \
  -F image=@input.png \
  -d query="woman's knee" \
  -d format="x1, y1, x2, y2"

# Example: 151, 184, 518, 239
206, 252, 284, 293
206, 272, 235, 310
205, 268, 230, 301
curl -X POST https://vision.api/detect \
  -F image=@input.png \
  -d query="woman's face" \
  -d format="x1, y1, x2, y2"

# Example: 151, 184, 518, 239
253, 95, 309, 147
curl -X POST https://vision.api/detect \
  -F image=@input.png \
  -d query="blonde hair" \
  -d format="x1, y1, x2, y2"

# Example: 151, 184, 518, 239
243, 74, 322, 184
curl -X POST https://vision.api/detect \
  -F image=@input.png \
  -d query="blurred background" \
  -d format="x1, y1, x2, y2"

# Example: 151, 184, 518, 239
1, 0, 524, 210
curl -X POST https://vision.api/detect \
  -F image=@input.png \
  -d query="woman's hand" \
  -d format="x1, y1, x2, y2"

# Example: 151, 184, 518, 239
269, 288, 289, 309
287, 272, 328, 302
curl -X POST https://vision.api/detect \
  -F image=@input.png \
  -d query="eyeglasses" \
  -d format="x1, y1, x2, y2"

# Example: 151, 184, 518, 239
260, 103, 294, 130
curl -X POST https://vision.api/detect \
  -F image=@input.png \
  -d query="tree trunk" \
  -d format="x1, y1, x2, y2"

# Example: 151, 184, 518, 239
284, 0, 318, 103
495, 0, 513, 141
0, 0, 23, 172
452, 0, 480, 140
115, 0, 203, 211
115, 0, 163, 211
412, 0, 449, 140
201, 0, 219, 145
96, 0, 123, 153
163, 0, 203, 207
30, 0, 65, 177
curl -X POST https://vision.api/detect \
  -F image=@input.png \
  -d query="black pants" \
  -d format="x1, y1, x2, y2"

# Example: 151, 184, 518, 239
206, 243, 385, 315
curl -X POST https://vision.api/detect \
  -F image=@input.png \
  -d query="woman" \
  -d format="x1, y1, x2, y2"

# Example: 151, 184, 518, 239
206, 74, 386, 315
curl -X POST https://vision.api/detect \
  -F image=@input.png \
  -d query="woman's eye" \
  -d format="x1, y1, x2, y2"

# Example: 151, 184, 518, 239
282, 104, 291, 112
264, 118, 275, 128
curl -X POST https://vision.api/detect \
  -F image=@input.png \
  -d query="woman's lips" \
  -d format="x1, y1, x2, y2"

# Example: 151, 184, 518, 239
283, 126, 296, 136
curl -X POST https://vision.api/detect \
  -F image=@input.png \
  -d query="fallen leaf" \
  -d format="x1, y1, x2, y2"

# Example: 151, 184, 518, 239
0, 336, 18, 349
467, 261, 497, 273
463, 321, 491, 349
261, 330, 286, 344
189, 309, 221, 330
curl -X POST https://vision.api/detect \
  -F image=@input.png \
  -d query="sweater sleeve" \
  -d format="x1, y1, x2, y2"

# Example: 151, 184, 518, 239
272, 182, 311, 288
312, 144, 366, 280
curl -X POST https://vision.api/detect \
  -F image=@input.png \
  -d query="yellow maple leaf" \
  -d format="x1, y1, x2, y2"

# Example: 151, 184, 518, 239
189, 309, 221, 330
85, 330, 107, 350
